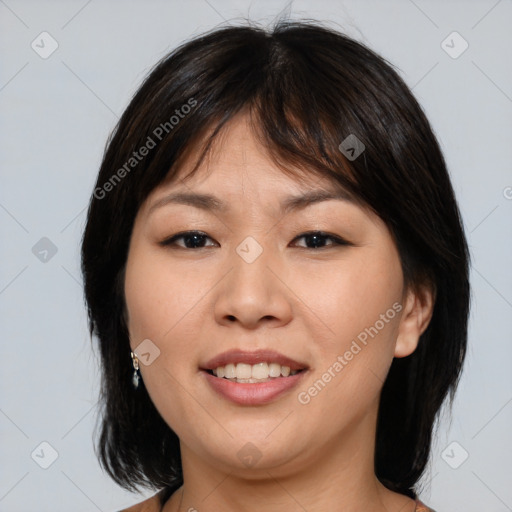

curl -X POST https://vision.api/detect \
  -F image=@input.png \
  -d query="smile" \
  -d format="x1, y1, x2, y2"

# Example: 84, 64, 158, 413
209, 362, 300, 383
201, 349, 308, 405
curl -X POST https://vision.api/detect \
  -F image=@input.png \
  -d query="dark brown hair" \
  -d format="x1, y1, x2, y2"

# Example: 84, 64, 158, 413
81, 19, 470, 502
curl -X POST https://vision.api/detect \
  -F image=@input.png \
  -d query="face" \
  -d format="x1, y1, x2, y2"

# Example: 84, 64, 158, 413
124, 114, 426, 477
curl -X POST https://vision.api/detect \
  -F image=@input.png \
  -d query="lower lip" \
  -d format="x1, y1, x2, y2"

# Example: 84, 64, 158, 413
202, 370, 307, 405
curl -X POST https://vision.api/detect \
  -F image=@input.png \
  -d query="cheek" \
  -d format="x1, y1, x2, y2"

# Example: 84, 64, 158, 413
296, 250, 403, 414
293, 248, 403, 350
123, 245, 206, 428
124, 244, 203, 343
123, 244, 211, 406
293, 247, 403, 413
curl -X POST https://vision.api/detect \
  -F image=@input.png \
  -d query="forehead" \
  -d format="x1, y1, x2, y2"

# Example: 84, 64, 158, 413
137, 113, 385, 237
153, 113, 348, 201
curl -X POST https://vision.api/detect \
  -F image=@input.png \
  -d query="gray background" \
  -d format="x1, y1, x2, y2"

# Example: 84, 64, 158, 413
1, 0, 511, 510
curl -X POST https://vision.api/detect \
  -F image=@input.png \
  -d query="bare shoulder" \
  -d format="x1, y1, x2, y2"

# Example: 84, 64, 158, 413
118, 492, 162, 512
416, 499, 437, 512
117, 492, 435, 512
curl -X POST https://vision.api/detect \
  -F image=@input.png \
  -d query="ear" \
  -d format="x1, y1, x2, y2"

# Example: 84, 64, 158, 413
394, 284, 435, 358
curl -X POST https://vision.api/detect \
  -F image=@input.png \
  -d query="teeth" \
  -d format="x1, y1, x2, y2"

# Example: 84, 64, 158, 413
224, 363, 236, 379
211, 362, 300, 381
268, 363, 281, 377
252, 362, 268, 379
236, 363, 252, 379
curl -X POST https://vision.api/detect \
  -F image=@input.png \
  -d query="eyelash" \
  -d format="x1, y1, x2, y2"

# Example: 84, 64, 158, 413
159, 230, 352, 250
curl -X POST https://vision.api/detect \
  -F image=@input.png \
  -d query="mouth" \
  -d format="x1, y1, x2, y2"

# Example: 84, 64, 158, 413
204, 363, 304, 383
200, 349, 308, 404
201, 348, 308, 381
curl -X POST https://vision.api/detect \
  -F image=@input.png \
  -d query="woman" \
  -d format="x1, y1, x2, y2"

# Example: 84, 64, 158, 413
81, 20, 470, 512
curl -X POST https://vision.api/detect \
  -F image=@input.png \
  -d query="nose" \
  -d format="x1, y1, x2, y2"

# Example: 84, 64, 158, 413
213, 240, 293, 330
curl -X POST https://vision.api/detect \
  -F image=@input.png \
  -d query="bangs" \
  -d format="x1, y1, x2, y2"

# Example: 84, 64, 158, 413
130, 25, 384, 217
159, 105, 361, 204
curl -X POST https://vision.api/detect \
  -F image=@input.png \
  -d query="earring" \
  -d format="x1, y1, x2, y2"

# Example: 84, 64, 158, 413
131, 351, 141, 389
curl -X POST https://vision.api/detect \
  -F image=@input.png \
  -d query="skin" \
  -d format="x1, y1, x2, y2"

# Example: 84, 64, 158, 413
123, 114, 434, 512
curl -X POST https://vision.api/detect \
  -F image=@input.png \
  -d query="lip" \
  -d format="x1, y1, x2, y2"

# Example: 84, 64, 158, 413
200, 349, 309, 406
201, 349, 308, 372
201, 369, 308, 405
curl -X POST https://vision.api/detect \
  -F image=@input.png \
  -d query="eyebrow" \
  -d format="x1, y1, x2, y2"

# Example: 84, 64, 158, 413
147, 189, 354, 216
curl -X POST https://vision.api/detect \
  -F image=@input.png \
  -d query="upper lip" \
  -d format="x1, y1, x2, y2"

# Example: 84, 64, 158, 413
201, 349, 308, 372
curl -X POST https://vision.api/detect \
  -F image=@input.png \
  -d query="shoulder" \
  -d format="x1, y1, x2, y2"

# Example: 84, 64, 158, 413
118, 493, 435, 512
415, 499, 437, 512
118, 492, 162, 512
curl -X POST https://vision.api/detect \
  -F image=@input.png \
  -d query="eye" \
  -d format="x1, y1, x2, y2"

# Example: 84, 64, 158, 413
292, 231, 351, 249
159, 231, 217, 249
159, 230, 351, 250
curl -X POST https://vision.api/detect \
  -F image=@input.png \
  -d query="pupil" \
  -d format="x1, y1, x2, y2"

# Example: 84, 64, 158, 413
186, 233, 205, 248
307, 234, 324, 248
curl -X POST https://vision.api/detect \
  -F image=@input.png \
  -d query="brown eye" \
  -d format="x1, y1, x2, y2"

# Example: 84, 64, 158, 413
159, 230, 351, 250
160, 231, 217, 249
292, 231, 351, 249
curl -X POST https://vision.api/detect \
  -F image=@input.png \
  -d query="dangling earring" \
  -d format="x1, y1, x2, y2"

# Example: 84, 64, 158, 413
131, 351, 141, 389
